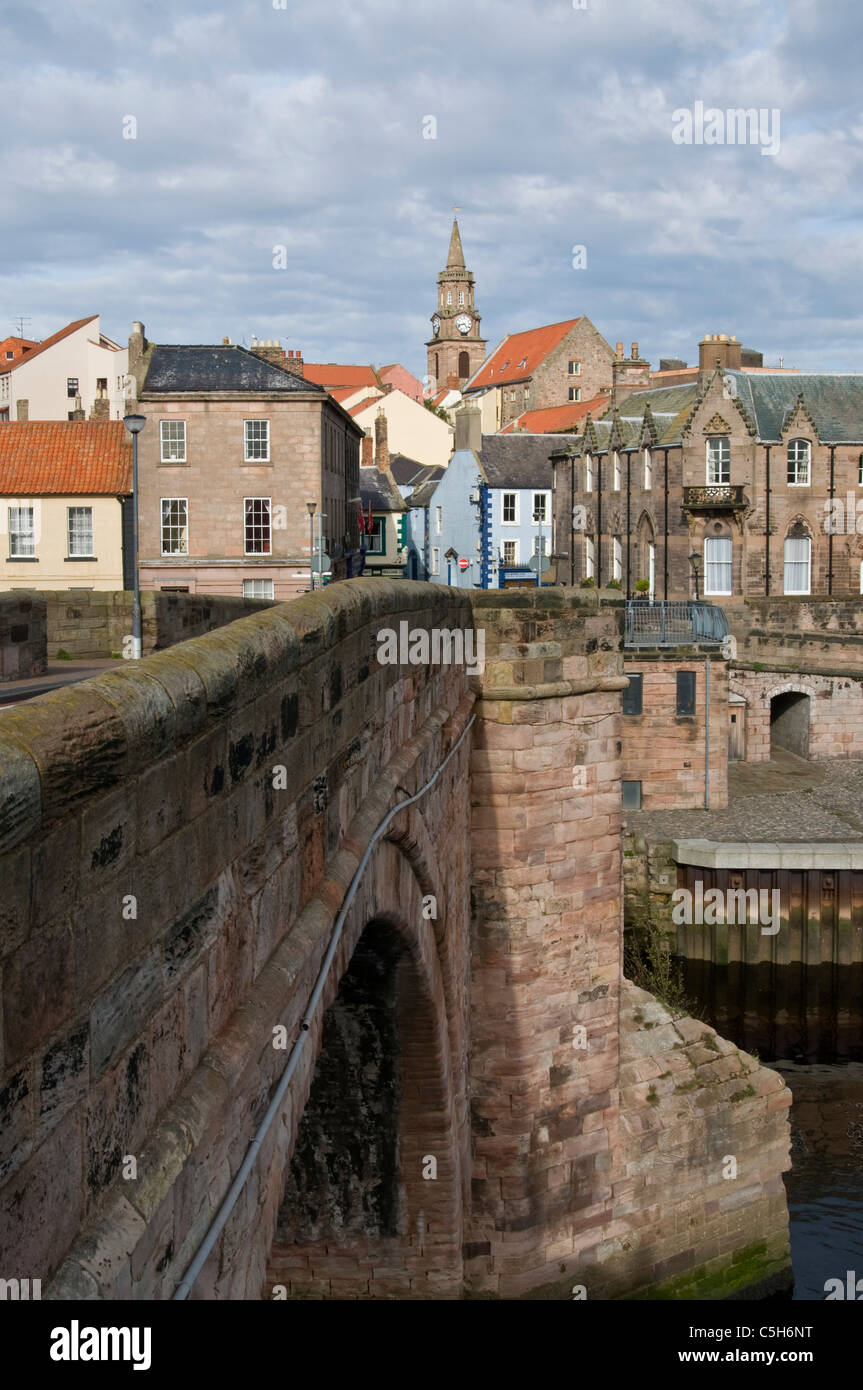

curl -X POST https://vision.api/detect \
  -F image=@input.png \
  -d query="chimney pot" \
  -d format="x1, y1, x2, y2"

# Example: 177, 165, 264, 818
615, 341, 623, 359
631, 342, 639, 360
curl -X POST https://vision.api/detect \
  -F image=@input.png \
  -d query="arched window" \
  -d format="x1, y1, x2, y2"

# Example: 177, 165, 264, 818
787, 438, 811, 485
784, 528, 811, 594
434, 353, 439, 382
458, 351, 470, 379
613, 451, 621, 491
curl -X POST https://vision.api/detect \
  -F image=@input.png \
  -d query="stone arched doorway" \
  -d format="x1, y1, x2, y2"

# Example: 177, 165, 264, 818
770, 690, 810, 759
636, 514, 655, 597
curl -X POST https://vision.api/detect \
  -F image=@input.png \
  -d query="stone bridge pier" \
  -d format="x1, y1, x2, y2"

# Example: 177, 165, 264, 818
0, 582, 792, 1300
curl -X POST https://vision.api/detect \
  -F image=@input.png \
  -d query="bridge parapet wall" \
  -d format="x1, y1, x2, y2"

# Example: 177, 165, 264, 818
0, 579, 474, 1297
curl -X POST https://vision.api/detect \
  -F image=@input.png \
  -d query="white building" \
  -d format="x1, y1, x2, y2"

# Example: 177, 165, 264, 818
0, 315, 129, 422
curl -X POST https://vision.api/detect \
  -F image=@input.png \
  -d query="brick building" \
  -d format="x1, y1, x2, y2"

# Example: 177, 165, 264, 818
551, 332, 863, 600
464, 316, 615, 431
129, 324, 363, 599
426, 218, 487, 392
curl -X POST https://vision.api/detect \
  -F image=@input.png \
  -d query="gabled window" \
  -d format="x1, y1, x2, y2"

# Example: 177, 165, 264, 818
787, 438, 811, 485
67, 506, 94, 557
161, 498, 188, 555
244, 497, 271, 554
706, 436, 730, 484
160, 419, 187, 462
244, 420, 270, 462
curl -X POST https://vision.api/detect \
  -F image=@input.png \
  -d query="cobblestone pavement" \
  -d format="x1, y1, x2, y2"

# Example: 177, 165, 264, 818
626, 754, 863, 843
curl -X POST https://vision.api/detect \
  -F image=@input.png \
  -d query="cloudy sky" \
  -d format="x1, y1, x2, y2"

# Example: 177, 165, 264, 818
2, 0, 862, 378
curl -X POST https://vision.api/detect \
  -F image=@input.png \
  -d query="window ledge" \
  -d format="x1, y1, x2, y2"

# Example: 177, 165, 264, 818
6, 556, 38, 562
65, 556, 97, 562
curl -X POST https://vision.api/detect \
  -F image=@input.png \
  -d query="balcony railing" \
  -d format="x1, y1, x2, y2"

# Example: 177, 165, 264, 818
683, 485, 745, 510
624, 600, 730, 647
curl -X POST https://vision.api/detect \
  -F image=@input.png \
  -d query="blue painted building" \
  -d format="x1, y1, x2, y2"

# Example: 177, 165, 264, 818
406, 408, 575, 587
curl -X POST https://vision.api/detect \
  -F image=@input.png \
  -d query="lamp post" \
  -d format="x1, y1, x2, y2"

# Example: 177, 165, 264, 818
306, 501, 316, 591
689, 549, 702, 602
122, 413, 146, 658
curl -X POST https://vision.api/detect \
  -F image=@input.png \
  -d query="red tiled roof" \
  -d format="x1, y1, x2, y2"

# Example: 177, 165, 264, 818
0, 421, 132, 494
378, 364, 424, 403
0, 316, 98, 375
347, 393, 386, 417
467, 318, 581, 391
327, 385, 376, 403
0, 336, 38, 368
303, 363, 381, 389
499, 393, 610, 434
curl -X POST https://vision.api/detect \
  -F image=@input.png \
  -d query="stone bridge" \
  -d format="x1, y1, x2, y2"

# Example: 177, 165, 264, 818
0, 582, 792, 1300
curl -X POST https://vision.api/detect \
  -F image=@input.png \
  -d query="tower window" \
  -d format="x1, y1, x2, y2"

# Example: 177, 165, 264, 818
458, 351, 470, 379
458, 291, 464, 305
447, 291, 452, 305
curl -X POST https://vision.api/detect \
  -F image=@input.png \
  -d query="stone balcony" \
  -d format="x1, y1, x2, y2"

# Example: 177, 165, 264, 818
683, 484, 746, 511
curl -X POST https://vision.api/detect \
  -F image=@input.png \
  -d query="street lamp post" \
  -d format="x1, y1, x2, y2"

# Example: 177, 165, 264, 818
689, 550, 702, 602
123, 413, 146, 658
306, 501, 317, 591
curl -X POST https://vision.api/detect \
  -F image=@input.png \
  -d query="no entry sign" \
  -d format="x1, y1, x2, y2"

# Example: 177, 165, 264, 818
458, 557, 469, 571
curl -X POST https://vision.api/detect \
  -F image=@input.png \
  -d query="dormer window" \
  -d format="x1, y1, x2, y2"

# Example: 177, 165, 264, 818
706, 436, 730, 485
787, 438, 811, 486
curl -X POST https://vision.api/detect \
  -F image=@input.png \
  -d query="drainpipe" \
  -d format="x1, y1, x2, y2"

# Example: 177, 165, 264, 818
828, 445, 835, 595
596, 452, 603, 589
704, 655, 711, 809
663, 448, 670, 599
764, 446, 771, 596
570, 451, 575, 587
172, 709, 478, 1300
625, 451, 632, 598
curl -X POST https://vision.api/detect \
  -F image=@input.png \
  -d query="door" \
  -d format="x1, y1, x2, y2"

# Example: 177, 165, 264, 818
729, 701, 746, 761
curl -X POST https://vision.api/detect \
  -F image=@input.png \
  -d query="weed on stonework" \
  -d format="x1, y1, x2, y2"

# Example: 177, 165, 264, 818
623, 891, 700, 1019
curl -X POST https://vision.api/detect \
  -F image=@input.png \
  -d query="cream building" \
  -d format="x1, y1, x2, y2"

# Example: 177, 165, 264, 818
0, 316, 129, 423
0, 421, 131, 591
350, 388, 453, 468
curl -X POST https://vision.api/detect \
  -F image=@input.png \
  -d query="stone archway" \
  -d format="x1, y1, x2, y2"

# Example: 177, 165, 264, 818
264, 826, 467, 1300
770, 688, 811, 759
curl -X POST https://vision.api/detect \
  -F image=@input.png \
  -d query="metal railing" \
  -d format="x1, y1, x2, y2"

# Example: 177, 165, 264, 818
624, 599, 729, 647
683, 485, 745, 510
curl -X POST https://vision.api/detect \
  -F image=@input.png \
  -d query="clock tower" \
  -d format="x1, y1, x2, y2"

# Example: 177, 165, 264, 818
426, 215, 487, 392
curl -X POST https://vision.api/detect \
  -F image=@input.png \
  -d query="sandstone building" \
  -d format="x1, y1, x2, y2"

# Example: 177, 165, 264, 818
128, 324, 364, 599
426, 218, 487, 392
550, 332, 863, 600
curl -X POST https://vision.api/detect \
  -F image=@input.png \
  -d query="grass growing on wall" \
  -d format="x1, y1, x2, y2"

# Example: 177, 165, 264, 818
623, 889, 699, 1019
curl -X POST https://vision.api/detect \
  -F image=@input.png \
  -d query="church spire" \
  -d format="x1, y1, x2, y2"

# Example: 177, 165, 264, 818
446, 216, 465, 269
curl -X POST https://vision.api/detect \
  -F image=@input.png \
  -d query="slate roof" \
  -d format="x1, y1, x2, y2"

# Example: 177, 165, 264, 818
466, 318, 581, 391
479, 433, 579, 488
389, 454, 437, 486
142, 345, 326, 394
408, 476, 442, 508
359, 465, 407, 512
726, 372, 863, 443
0, 421, 131, 494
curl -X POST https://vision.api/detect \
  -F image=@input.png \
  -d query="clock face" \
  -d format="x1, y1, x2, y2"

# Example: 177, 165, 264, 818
455, 314, 472, 335
431, 315, 441, 336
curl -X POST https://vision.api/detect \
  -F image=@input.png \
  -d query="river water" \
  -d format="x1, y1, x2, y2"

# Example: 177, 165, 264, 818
678, 961, 863, 1301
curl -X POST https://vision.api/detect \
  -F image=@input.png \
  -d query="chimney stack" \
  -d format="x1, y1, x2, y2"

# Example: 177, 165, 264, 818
611, 349, 650, 408
455, 404, 482, 455
615, 341, 624, 359
250, 337, 288, 367
361, 435, 373, 468
221, 336, 232, 345
15, 398, 28, 422
282, 348, 304, 379
128, 321, 149, 403
69, 394, 85, 421
698, 333, 742, 385
374, 409, 390, 471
